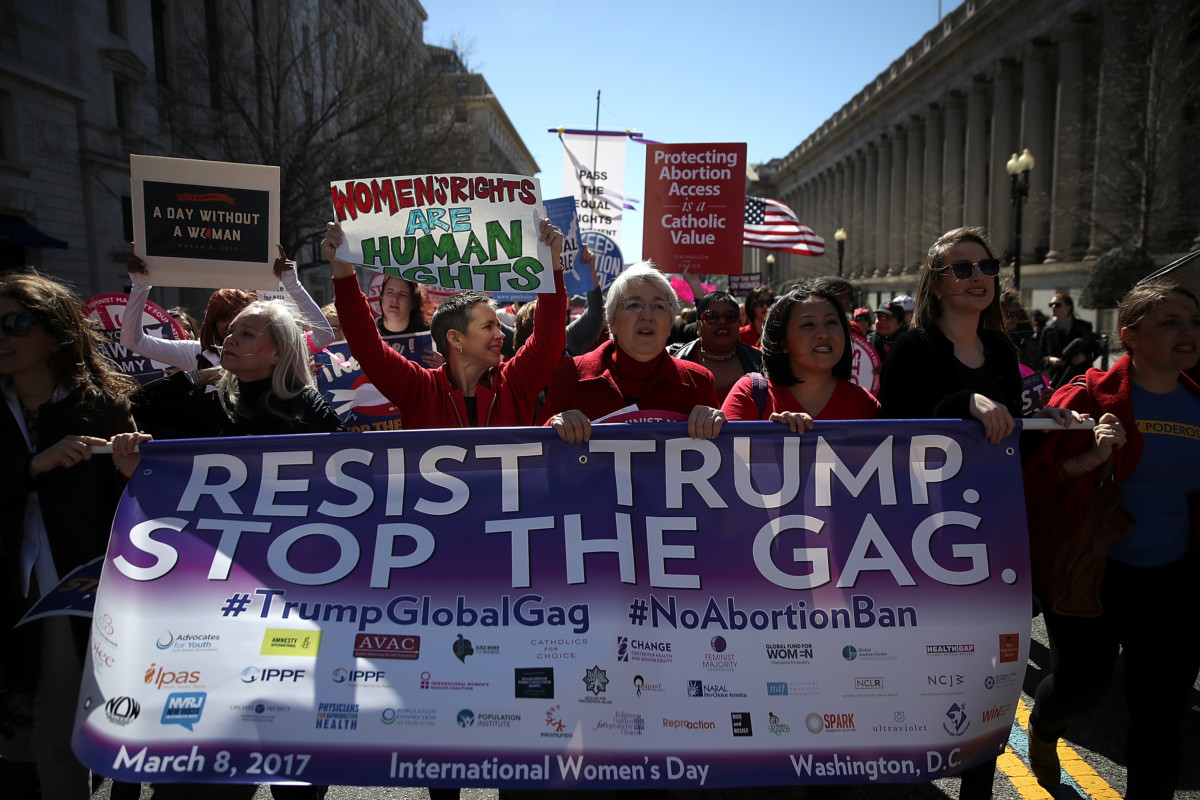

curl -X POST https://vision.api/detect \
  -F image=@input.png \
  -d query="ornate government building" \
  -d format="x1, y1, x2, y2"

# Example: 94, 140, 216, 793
750, 0, 1199, 314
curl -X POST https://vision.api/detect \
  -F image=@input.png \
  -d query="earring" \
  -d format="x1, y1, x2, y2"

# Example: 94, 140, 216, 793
457, 345, 463, 355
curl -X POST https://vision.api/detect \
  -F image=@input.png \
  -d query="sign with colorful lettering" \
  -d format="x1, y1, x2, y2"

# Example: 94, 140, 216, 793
330, 173, 553, 294
74, 421, 1029, 790
82, 293, 185, 385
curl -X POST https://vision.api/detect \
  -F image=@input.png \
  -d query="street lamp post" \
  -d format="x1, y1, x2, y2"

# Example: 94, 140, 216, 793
1006, 148, 1035, 289
765, 253, 775, 286
834, 228, 847, 277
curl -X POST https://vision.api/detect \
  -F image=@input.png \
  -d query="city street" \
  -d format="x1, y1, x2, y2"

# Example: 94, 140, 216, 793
91, 612, 1200, 800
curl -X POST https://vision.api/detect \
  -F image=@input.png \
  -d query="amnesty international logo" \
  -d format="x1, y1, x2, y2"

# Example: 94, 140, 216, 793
582, 665, 609, 696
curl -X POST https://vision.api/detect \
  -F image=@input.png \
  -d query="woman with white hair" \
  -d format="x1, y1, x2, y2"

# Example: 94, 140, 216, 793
538, 261, 725, 442
127, 299, 343, 437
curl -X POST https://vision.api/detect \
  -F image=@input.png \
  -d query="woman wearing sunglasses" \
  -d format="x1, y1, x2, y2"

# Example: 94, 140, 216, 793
668, 290, 763, 402
878, 227, 1024, 446
0, 271, 147, 799
739, 284, 775, 348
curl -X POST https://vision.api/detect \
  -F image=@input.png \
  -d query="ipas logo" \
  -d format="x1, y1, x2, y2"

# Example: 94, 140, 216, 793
144, 663, 201, 690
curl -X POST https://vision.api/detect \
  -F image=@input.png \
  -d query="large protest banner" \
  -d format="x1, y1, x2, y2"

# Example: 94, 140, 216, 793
642, 143, 747, 275
560, 131, 629, 245
329, 173, 554, 294
131, 155, 279, 290
74, 421, 1030, 790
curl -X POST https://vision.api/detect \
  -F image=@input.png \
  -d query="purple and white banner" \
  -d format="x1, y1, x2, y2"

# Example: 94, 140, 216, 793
74, 421, 1030, 789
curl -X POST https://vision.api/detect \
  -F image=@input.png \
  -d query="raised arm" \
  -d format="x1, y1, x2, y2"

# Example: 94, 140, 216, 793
275, 244, 335, 348
119, 257, 204, 372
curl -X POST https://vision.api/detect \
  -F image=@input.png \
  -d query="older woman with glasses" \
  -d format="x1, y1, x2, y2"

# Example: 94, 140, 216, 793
668, 290, 762, 402
539, 262, 725, 443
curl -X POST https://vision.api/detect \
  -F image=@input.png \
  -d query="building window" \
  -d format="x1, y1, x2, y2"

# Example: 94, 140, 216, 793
456, 80, 468, 96
0, 92, 13, 162
107, 0, 125, 36
113, 77, 133, 132
455, 104, 467, 123
121, 196, 134, 243
151, 0, 168, 86
204, 0, 222, 109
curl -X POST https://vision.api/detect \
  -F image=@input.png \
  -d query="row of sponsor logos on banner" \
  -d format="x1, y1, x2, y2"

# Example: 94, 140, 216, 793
95, 610, 1022, 742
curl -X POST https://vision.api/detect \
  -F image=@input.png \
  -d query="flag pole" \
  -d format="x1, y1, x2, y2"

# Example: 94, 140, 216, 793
1135, 248, 1200, 286
592, 90, 601, 202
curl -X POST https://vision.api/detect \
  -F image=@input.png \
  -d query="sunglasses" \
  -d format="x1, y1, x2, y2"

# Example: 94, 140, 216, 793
937, 259, 1001, 280
1049, 302, 1064, 308
701, 309, 739, 323
753, 298, 775, 308
1, 311, 36, 337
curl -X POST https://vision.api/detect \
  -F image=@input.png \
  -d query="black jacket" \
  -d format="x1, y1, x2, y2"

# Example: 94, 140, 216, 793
878, 326, 1022, 420
667, 339, 764, 375
133, 373, 345, 437
1039, 316, 1100, 388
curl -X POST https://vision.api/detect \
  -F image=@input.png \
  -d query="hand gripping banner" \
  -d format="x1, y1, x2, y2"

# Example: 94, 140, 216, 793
74, 421, 1031, 789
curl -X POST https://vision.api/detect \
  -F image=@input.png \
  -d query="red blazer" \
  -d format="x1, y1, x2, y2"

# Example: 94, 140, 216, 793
335, 269, 566, 429
537, 340, 717, 423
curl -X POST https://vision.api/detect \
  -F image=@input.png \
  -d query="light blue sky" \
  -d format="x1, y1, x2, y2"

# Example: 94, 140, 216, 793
425, 1, 965, 261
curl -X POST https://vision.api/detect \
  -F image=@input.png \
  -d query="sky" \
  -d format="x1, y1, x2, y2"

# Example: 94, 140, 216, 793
424, 0, 966, 262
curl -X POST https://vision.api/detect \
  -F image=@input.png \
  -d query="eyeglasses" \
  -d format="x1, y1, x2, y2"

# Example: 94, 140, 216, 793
618, 299, 670, 315
937, 259, 1001, 280
701, 309, 739, 323
753, 299, 775, 308
1, 311, 35, 337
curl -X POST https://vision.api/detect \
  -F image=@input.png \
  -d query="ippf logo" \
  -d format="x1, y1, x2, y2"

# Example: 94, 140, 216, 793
332, 668, 387, 685
144, 663, 201, 690
241, 666, 306, 683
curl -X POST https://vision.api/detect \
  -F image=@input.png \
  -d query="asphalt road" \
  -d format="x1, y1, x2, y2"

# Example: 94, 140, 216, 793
90, 612, 1200, 800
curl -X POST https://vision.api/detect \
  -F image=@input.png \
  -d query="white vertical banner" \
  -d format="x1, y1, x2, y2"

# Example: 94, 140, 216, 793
560, 133, 628, 245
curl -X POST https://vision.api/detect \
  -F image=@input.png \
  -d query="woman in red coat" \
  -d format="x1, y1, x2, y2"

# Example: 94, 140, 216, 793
722, 282, 879, 428
323, 220, 566, 429
538, 262, 725, 442
1023, 280, 1200, 800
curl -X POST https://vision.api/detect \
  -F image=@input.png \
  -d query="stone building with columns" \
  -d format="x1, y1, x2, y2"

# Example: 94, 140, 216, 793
749, 0, 1199, 322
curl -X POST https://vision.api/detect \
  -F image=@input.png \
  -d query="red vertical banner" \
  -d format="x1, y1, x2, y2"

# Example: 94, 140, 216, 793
642, 142, 746, 275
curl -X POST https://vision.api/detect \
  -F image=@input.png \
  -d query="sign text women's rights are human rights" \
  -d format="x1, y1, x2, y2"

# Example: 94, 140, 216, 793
330, 173, 556, 294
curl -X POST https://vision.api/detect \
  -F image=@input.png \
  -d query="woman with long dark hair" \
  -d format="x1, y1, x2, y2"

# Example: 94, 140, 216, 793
723, 282, 878, 427
0, 271, 144, 800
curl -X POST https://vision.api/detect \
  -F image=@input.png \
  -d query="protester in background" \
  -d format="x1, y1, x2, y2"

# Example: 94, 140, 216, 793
739, 284, 775, 348
320, 302, 342, 342
878, 227, 1082, 799
539, 262, 724, 443
1001, 289, 1043, 369
0, 271, 144, 800
853, 306, 872, 332
892, 292, 915, 325
324, 220, 566, 431
723, 283, 879, 428
122, 245, 332, 387
168, 306, 198, 339
1023, 280, 1200, 800
375, 274, 430, 336
1040, 291, 1100, 388
810, 275, 863, 336
563, 246, 606, 356
867, 300, 908, 364
669, 290, 763, 402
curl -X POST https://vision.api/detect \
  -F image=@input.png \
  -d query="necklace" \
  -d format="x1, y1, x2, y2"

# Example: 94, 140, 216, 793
699, 346, 736, 362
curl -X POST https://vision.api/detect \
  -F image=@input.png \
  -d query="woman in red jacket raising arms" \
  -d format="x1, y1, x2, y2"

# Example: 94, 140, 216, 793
322, 219, 566, 429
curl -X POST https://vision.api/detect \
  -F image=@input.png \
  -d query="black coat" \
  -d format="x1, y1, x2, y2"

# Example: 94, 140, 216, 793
1039, 316, 1100, 388
0, 389, 135, 689
878, 326, 1022, 420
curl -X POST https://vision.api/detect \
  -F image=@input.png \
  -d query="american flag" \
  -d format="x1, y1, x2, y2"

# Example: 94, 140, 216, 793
743, 197, 825, 256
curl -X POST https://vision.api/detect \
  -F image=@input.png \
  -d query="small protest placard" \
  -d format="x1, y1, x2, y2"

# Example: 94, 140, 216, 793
580, 230, 624, 293
330, 173, 554, 294
131, 155, 279, 290
82, 293, 184, 384
314, 333, 439, 432
493, 195, 591, 303
642, 142, 747, 275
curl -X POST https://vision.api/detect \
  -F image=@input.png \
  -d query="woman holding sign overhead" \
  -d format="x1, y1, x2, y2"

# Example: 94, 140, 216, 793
322, 218, 567, 429
122, 245, 333, 387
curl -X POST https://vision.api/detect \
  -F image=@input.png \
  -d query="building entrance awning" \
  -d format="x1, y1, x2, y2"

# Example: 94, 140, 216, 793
0, 215, 69, 249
